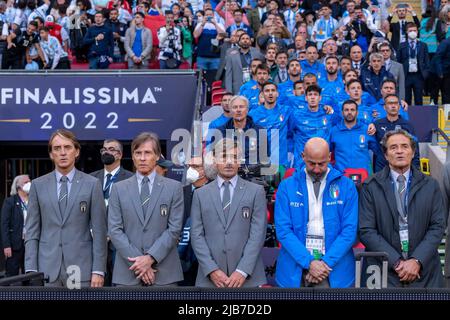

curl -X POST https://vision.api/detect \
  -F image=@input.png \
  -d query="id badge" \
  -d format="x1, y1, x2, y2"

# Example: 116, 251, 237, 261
408, 58, 418, 73
400, 228, 409, 253
306, 234, 325, 260
242, 67, 251, 83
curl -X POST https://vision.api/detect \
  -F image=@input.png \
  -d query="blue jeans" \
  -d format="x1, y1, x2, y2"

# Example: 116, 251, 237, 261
196, 57, 220, 70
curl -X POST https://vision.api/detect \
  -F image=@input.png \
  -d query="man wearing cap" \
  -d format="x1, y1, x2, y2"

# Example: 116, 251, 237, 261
155, 155, 174, 177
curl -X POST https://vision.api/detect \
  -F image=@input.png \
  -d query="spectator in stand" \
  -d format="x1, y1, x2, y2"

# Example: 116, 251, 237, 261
431, 36, 450, 104
124, 12, 152, 69
378, 42, 405, 100
83, 11, 114, 69
226, 9, 253, 38
158, 10, 182, 69
2, 21, 46, 69
106, 8, 128, 62
312, 4, 338, 50
215, 0, 248, 27
397, 22, 430, 106
247, 0, 267, 35
360, 52, 394, 101
107, 0, 131, 13
388, 3, 420, 51
178, 15, 194, 67
193, 7, 225, 71
39, 26, 71, 69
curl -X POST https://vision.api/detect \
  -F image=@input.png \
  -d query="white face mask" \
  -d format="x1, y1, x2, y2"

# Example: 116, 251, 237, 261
21, 182, 31, 194
408, 31, 417, 40
186, 167, 200, 184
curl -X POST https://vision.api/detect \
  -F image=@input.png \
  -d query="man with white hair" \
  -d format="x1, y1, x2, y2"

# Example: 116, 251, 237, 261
1, 174, 30, 276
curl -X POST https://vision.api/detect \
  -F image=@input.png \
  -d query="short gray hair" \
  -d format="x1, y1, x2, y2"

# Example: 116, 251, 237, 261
381, 128, 416, 154
10, 175, 30, 196
229, 95, 249, 109
103, 139, 123, 153
369, 52, 384, 62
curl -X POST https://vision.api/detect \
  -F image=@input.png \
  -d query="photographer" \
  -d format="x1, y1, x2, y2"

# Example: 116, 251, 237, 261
193, 7, 225, 71
157, 10, 182, 69
344, 5, 372, 53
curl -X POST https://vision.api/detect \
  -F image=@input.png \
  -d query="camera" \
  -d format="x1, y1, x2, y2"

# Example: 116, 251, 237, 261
206, 16, 212, 22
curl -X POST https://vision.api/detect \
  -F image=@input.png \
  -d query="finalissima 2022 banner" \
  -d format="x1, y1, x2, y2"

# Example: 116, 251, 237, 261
0, 72, 197, 141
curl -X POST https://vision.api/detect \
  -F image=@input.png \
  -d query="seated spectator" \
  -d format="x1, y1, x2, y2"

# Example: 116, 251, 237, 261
124, 12, 152, 69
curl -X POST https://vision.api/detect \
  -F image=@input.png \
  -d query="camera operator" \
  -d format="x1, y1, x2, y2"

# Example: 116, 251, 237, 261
157, 10, 182, 69
344, 5, 372, 53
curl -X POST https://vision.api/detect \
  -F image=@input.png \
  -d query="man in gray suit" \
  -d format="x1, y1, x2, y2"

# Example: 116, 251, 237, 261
441, 161, 450, 287
379, 42, 405, 100
25, 129, 107, 287
225, 33, 265, 94
90, 138, 133, 286
108, 132, 184, 286
191, 138, 267, 288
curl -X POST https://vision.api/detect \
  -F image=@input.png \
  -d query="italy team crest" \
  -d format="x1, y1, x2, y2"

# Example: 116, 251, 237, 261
329, 184, 340, 199
359, 135, 365, 144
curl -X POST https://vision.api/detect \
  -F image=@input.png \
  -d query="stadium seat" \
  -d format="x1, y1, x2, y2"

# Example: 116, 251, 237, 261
212, 80, 222, 91
211, 89, 226, 106
343, 168, 369, 186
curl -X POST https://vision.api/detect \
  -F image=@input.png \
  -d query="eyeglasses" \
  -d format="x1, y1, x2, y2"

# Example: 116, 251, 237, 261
100, 147, 120, 154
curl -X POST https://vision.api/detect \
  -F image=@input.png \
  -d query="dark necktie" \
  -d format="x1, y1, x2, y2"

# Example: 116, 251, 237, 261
103, 173, 113, 199
409, 41, 416, 58
397, 174, 406, 215
222, 181, 231, 220
59, 176, 68, 217
313, 179, 321, 199
401, 21, 406, 36
140, 176, 150, 217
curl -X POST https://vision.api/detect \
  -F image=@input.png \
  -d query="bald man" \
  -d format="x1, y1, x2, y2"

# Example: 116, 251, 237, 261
274, 138, 359, 288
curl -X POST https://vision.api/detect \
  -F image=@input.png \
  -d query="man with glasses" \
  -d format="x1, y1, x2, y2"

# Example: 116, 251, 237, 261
91, 139, 133, 286
378, 42, 405, 100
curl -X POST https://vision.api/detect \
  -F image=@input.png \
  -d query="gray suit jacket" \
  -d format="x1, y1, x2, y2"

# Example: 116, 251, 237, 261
225, 47, 265, 94
442, 162, 450, 281
388, 60, 405, 101
25, 169, 107, 282
108, 173, 184, 285
191, 176, 267, 287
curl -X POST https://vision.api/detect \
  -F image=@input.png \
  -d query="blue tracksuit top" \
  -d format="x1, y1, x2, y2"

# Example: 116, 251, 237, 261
371, 98, 409, 121
330, 120, 379, 173
288, 105, 341, 168
249, 103, 292, 167
275, 166, 358, 288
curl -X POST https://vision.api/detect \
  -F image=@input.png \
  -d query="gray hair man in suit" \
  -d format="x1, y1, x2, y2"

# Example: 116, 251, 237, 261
90, 139, 133, 286
108, 132, 184, 286
359, 129, 446, 287
191, 138, 267, 287
25, 129, 107, 287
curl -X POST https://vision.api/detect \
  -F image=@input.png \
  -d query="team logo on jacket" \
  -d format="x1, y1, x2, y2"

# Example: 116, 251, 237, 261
359, 135, 365, 144
363, 112, 368, 119
80, 201, 87, 213
280, 114, 284, 122
242, 207, 250, 219
329, 184, 340, 199
160, 204, 168, 216
322, 117, 328, 126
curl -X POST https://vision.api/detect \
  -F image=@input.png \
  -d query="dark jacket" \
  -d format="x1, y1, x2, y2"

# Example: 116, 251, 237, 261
359, 166, 446, 287
388, 15, 420, 51
83, 24, 114, 58
397, 40, 430, 79
373, 116, 420, 172
430, 37, 450, 77
217, 116, 265, 165
90, 167, 134, 188
1, 195, 25, 251
360, 66, 395, 101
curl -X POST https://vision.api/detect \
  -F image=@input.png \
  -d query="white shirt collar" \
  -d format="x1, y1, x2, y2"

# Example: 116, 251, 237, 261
105, 166, 121, 177
217, 174, 238, 189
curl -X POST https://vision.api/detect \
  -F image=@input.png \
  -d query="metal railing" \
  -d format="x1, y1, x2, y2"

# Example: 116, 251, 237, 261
432, 128, 450, 161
